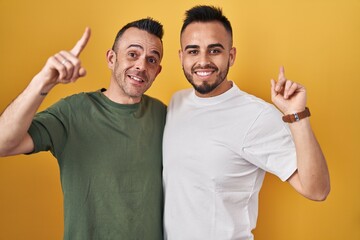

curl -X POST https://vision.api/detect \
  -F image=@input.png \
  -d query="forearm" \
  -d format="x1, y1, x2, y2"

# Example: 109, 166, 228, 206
288, 118, 330, 200
0, 28, 90, 157
0, 76, 54, 156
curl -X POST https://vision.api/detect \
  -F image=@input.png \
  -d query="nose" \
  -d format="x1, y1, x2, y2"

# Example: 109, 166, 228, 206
198, 52, 211, 66
135, 57, 147, 71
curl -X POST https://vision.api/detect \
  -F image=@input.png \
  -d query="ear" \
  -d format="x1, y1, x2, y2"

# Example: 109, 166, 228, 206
178, 49, 183, 64
229, 47, 236, 67
155, 65, 162, 77
106, 49, 116, 69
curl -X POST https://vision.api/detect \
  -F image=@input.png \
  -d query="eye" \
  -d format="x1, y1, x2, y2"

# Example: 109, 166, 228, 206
209, 49, 221, 54
187, 49, 198, 55
148, 57, 158, 64
128, 52, 137, 58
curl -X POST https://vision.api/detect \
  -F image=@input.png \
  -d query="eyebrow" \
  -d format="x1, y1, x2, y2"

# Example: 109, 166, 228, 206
184, 43, 225, 51
127, 44, 161, 59
208, 43, 225, 49
184, 44, 199, 50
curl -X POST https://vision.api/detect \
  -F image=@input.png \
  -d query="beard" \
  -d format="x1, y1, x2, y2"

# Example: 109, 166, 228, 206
183, 63, 230, 95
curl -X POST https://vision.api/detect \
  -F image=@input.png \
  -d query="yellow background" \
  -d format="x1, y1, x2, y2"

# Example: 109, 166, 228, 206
0, 0, 359, 239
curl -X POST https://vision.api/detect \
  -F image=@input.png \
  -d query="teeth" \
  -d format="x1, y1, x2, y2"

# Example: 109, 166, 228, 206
130, 76, 143, 82
196, 71, 212, 76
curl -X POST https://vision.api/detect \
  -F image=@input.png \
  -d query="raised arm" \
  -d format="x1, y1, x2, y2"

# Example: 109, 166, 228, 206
270, 66, 330, 201
0, 28, 91, 157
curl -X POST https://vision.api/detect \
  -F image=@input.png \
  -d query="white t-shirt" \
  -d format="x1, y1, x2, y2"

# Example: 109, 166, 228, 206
163, 83, 297, 240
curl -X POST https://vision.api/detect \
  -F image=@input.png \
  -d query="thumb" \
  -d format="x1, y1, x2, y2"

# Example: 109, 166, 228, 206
270, 79, 277, 99
78, 67, 87, 77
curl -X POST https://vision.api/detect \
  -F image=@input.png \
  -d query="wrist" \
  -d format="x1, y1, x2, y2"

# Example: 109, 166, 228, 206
30, 74, 56, 96
282, 107, 311, 123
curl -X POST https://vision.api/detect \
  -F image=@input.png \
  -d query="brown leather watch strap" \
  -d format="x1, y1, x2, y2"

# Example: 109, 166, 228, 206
282, 107, 311, 123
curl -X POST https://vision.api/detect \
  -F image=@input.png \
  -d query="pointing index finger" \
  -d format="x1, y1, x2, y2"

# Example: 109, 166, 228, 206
278, 66, 286, 81
275, 65, 286, 91
70, 27, 91, 57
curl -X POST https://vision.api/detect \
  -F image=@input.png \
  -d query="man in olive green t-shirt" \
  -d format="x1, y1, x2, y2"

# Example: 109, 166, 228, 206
0, 18, 166, 239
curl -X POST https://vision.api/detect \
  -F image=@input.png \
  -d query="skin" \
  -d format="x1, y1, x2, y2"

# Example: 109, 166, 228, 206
179, 21, 236, 98
105, 27, 162, 104
0, 27, 163, 156
0, 28, 91, 157
180, 21, 330, 201
271, 67, 330, 200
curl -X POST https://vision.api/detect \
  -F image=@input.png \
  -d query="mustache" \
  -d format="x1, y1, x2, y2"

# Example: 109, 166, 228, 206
191, 64, 218, 73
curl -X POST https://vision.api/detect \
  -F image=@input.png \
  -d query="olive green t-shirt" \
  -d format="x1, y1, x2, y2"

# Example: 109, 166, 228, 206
28, 90, 166, 240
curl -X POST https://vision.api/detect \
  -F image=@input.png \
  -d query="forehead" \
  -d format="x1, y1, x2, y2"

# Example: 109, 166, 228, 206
181, 21, 231, 48
118, 27, 163, 57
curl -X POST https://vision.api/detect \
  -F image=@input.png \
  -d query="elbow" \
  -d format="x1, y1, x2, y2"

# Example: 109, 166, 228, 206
0, 143, 8, 157
0, 139, 23, 157
0, 137, 14, 157
308, 184, 331, 202
0, 150, 9, 158
0, 134, 33, 157
0, 146, 13, 157
312, 191, 330, 202
318, 185, 331, 201
315, 176, 331, 201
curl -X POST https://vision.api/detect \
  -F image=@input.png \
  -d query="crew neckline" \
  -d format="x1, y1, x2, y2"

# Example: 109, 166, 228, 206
96, 88, 142, 110
191, 81, 241, 105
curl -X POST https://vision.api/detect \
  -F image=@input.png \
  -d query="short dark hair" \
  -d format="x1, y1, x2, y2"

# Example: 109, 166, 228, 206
112, 17, 164, 51
181, 5, 232, 41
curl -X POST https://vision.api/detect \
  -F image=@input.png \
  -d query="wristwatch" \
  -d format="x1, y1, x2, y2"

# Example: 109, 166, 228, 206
282, 107, 311, 123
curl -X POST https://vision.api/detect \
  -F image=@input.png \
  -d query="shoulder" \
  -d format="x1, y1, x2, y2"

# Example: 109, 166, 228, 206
223, 88, 276, 119
168, 88, 193, 107
142, 95, 167, 117
171, 88, 193, 100
56, 90, 107, 106
42, 91, 101, 117
143, 95, 166, 108
227, 86, 284, 129
53, 92, 89, 105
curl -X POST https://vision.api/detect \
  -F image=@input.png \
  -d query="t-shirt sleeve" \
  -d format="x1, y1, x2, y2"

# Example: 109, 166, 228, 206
27, 101, 68, 158
241, 105, 297, 181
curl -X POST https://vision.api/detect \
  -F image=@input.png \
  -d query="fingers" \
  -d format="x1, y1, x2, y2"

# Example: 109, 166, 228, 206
71, 27, 91, 57
270, 79, 277, 99
53, 51, 85, 82
50, 28, 91, 82
272, 66, 301, 99
284, 81, 299, 99
274, 79, 298, 99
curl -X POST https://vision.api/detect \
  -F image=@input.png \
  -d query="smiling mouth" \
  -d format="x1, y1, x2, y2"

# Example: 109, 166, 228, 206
195, 71, 213, 77
193, 68, 217, 79
128, 75, 145, 83
192, 65, 218, 77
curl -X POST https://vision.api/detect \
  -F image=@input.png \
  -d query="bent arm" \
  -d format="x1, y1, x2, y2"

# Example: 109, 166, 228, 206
286, 118, 330, 201
0, 28, 91, 157
271, 66, 330, 201
0, 77, 48, 156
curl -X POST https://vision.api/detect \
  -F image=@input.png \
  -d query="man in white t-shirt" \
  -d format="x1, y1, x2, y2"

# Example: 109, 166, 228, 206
163, 5, 330, 240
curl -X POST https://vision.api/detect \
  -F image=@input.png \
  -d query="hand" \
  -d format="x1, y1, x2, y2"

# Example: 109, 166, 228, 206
270, 66, 307, 115
35, 27, 91, 90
